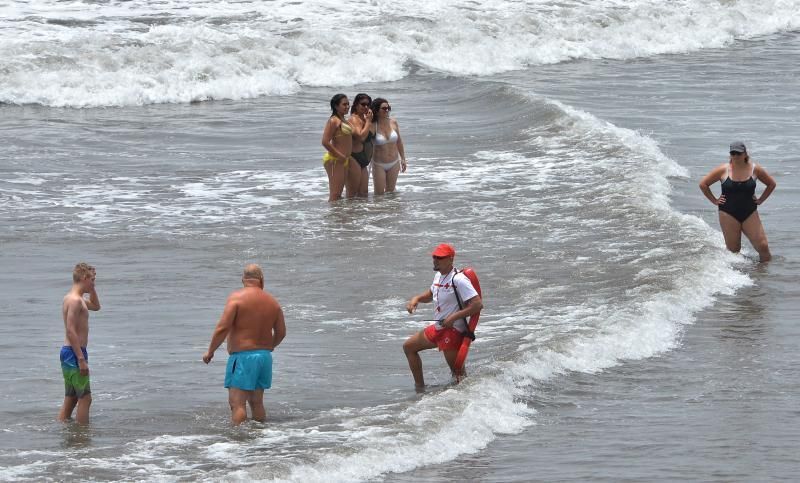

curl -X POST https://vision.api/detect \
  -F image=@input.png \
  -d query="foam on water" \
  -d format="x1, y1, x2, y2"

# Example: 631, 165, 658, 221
272, 378, 533, 483
257, 104, 752, 481
2, 0, 798, 107
0, 168, 328, 237
0, 82, 761, 480
265, 262, 747, 481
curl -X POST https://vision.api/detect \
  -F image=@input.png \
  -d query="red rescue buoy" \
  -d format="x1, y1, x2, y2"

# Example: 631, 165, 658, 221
454, 267, 481, 375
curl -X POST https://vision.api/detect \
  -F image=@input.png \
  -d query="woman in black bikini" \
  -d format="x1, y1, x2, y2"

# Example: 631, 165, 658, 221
699, 141, 777, 262
347, 93, 374, 198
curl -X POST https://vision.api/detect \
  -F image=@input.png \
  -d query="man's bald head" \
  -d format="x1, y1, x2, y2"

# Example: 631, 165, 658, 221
243, 264, 264, 283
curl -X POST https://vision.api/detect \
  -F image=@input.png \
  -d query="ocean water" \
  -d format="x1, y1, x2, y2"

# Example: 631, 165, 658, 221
1, 1, 799, 481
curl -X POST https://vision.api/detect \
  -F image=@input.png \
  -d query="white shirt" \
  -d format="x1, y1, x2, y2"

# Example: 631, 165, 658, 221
431, 269, 479, 333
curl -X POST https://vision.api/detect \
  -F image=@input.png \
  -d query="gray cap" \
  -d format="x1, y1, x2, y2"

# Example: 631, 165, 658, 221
730, 141, 747, 153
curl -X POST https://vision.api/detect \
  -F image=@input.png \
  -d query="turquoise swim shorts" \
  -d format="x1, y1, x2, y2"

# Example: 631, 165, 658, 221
224, 349, 273, 391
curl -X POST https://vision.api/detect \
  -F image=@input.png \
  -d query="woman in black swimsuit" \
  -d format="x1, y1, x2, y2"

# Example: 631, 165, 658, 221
699, 141, 777, 262
346, 93, 374, 198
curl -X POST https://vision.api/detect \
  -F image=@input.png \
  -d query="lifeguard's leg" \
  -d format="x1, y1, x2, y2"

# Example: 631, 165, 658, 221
442, 349, 465, 381
403, 330, 437, 387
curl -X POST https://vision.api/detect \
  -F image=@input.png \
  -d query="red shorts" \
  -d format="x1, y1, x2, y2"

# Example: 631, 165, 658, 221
424, 324, 464, 352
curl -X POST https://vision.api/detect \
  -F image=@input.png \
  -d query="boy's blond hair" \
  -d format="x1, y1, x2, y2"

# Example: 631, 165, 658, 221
73, 262, 95, 283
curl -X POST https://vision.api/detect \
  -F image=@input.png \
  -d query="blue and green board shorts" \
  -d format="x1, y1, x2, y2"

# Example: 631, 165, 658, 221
224, 349, 273, 391
60, 346, 91, 398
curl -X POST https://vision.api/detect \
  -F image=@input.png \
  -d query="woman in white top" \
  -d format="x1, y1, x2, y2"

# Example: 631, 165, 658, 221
370, 98, 407, 195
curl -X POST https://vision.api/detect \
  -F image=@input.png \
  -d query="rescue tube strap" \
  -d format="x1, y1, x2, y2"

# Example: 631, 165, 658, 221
452, 269, 476, 341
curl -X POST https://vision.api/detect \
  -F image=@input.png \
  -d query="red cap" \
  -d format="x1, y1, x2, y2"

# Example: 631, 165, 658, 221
431, 243, 456, 258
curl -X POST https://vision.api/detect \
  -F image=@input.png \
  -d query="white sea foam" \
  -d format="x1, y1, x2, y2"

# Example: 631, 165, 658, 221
513, 246, 750, 383
0, 168, 328, 236
268, 377, 533, 483
0, 85, 757, 481
1, 0, 798, 107
268, 243, 748, 482
233, 97, 751, 482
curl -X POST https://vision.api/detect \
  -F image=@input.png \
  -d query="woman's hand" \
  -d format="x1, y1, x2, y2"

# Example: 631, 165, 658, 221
716, 195, 726, 206
754, 196, 763, 205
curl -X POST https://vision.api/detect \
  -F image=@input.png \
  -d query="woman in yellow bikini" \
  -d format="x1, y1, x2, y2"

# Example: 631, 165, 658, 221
321, 93, 353, 202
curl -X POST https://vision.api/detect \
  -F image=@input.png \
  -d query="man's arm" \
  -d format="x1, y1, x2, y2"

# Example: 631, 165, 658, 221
406, 289, 433, 314
273, 307, 287, 349
442, 295, 483, 329
202, 296, 238, 364
65, 299, 89, 376
84, 286, 101, 311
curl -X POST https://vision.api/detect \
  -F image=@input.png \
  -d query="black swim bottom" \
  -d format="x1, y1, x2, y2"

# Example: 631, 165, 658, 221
352, 150, 370, 168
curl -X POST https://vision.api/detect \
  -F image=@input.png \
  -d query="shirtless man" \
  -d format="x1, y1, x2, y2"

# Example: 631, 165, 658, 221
59, 262, 101, 425
404, 244, 482, 388
203, 264, 286, 425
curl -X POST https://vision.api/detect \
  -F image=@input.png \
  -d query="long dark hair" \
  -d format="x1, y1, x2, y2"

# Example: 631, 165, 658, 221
330, 93, 348, 117
370, 97, 388, 121
350, 93, 372, 115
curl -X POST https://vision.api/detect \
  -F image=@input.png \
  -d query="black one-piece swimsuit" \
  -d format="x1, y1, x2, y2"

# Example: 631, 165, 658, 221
719, 164, 757, 223
352, 130, 375, 169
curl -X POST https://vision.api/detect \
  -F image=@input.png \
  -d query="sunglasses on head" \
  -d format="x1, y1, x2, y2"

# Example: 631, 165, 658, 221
432, 255, 447, 260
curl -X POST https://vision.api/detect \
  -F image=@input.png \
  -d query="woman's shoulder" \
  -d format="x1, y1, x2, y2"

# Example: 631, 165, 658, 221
704, 163, 727, 179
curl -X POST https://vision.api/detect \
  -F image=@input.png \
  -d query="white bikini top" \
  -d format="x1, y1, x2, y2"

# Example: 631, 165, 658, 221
375, 122, 398, 146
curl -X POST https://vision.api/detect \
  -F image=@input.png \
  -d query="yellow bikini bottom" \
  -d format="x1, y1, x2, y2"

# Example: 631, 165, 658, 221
323, 152, 350, 168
